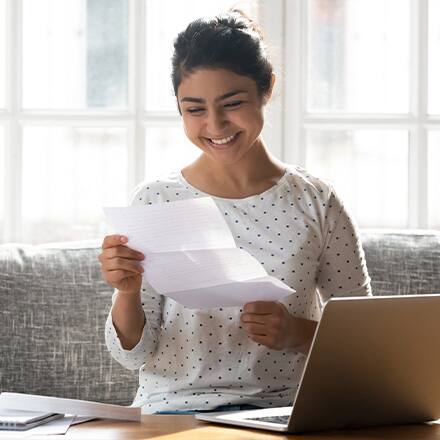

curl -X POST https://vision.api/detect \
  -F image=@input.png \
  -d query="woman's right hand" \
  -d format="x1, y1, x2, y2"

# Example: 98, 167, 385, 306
98, 234, 145, 295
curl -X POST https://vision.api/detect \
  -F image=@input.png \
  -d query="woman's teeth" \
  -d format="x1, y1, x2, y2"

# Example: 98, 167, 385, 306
209, 133, 238, 145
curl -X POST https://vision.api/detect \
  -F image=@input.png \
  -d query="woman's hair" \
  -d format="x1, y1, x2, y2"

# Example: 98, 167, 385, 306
171, 9, 273, 105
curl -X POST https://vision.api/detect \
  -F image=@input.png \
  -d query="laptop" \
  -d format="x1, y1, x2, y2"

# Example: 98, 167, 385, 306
196, 294, 440, 433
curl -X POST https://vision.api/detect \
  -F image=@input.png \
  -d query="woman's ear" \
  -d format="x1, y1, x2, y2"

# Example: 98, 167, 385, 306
263, 73, 276, 104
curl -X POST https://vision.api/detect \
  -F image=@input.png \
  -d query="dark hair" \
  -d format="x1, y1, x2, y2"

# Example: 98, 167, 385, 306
171, 9, 273, 106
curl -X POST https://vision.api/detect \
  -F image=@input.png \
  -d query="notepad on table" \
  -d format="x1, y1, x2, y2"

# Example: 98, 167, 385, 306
0, 409, 64, 431
0, 393, 140, 423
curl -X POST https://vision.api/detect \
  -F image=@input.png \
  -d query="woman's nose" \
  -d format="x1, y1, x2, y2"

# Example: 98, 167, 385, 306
206, 110, 228, 134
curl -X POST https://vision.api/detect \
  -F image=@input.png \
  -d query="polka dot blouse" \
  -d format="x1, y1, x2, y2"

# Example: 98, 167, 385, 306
105, 165, 372, 414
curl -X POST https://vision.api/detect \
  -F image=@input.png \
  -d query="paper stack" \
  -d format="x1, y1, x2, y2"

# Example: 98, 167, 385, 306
0, 393, 140, 436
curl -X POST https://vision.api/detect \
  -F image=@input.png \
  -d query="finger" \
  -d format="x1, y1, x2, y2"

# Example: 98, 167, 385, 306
105, 245, 145, 261
105, 269, 138, 283
243, 322, 267, 336
243, 301, 278, 315
102, 234, 129, 250
241, 313, 271, 325
105, 257, 144, 274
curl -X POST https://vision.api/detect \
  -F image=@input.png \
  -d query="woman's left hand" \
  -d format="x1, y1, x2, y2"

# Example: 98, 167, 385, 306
240, 301, 295, 351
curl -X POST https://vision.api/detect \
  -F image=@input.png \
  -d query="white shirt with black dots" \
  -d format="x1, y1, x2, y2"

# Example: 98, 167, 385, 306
105, 165, 372, 414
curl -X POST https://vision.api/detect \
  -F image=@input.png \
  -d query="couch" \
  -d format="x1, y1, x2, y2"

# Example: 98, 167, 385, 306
1, 231, 439, 405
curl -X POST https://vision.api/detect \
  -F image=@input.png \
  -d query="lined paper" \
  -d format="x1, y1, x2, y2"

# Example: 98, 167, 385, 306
103, 197, 294, 309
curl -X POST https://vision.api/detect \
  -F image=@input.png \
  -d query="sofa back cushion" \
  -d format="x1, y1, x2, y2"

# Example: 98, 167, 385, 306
0, 241, 137, 404
0, 231, 439, 402
362, 231, 440, 296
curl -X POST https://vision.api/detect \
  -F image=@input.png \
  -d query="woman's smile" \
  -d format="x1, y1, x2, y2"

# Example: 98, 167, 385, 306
203, 131, 242, 150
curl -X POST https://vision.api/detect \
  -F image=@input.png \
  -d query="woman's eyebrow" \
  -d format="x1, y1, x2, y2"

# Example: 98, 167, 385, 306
180, 89, 248, 104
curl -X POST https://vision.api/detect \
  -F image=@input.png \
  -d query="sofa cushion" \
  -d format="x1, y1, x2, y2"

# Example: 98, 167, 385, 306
0, 241, 137, 405
361, 230, 440, 296
0, 231, 439, 402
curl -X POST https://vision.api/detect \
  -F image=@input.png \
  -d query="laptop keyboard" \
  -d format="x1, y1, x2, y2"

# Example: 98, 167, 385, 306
247, 415, 289, 425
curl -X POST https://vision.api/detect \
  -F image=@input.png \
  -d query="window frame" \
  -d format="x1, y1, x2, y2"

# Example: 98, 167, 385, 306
279, 0, 440, 229
1, 0, 439, 243
2, 0, 141, 242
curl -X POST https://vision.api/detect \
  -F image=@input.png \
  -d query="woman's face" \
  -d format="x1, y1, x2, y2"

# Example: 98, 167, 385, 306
177, 68, 272, 165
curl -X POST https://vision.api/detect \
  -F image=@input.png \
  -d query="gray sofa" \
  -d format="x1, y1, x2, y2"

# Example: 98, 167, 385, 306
1, 231, 439, 405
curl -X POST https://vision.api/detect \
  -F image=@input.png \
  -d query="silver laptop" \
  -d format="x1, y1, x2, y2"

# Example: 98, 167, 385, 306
196, 294, 440, 433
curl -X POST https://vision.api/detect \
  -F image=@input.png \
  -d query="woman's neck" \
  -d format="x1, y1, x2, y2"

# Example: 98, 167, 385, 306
181, 139, 286, 199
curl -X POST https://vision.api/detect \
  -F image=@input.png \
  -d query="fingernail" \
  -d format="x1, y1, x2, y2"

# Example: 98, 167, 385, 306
120, 236, 127, 243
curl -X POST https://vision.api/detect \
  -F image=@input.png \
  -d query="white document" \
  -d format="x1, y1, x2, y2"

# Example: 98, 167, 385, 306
0, 415, 74, 438
0, 393, 140, 423
0, 408, 62, 425
70, 415, 97, 425
103, 197, 294, 308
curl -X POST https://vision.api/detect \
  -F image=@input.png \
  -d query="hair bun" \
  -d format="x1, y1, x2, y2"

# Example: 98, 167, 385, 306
171, 8, 273, 102
225, 8, 265, 39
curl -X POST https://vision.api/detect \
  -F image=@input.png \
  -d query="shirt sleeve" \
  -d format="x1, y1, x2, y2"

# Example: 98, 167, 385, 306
105, 284, 163, 370
104, 182, 164, 370
316, 186, 372, 304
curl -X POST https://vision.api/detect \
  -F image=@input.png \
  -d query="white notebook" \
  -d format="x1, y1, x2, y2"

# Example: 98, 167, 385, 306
0, 393, 141, 422
0, 409, 64, 431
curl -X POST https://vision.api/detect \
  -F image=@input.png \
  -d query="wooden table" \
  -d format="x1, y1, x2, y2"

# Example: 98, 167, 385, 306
30, 415, 440, 439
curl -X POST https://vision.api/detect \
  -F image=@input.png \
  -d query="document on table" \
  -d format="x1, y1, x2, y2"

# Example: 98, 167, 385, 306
0, 393, 140, 422
0, 414, 74, 438
103, 197, 294, 308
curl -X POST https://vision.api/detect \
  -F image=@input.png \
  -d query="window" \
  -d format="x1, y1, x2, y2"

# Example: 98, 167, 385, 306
283, 0, 440, 229
0, 126, 4, 237
21, 126, 129, 243
0, 0, 5, 108
428, 131, 440, 228
22, 0, 129, 109
1, 0, 439, 244
1, 0, 256, 244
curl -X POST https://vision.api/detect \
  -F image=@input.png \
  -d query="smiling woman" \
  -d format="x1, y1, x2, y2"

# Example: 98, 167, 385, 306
98, 8, 372, 415
177, 69, 272, 188
171, 11, 280, 198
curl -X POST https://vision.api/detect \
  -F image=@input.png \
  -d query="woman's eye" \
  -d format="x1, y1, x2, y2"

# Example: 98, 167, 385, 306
187, 108, 204, 114
224, 101, 243, 108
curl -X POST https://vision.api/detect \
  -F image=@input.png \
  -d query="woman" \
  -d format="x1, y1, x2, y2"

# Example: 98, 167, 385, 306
98, 9, 371, 414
